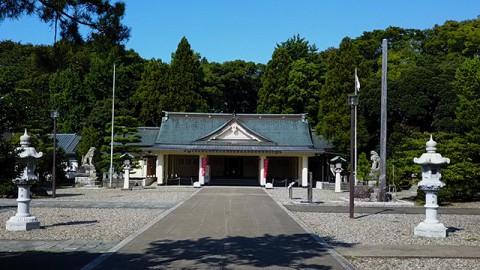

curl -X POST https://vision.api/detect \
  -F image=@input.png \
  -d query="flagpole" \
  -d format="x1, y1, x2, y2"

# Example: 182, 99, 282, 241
109, 64, 116, 188
354, 68, 359, 186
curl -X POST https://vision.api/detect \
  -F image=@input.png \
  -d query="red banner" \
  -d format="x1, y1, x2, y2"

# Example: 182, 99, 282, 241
201, 157, 207, 176
263, 159, 269, 179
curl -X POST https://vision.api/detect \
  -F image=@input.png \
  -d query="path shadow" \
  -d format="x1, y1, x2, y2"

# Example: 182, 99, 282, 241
42, 220, 98, 228
0, 251, 100, 270
53, 193, 84, 198
355, 208, 394, 219
96, 233, 355, 269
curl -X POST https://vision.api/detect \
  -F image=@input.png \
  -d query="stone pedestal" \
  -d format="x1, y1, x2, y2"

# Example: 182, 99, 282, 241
6, 184, 40, 231
75, 164, 99, 188
414, 188, 447, 237
334, 171, 342, 192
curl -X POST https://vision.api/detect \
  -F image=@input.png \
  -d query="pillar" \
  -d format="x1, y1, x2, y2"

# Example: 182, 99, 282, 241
301, 156, 308, 187
259, 156, 266, 186
156, 154, 164, 185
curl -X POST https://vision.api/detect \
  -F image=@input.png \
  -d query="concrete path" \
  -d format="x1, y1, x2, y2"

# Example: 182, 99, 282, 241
86, 187, 353, 270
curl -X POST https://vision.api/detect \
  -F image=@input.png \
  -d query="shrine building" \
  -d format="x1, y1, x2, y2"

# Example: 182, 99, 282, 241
133, 112, 336, 187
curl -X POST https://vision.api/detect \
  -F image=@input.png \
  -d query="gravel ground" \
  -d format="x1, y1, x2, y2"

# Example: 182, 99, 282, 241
267, 187, 480, 270
0, 186, 197, 241
2, 186, 480, 269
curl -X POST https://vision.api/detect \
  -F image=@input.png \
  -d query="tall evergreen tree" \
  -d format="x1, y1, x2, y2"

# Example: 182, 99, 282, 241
258, 35, 323, 124
167, 37, 208, 112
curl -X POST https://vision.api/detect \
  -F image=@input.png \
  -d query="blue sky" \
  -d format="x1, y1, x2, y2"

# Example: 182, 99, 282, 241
1, 0, 479, 64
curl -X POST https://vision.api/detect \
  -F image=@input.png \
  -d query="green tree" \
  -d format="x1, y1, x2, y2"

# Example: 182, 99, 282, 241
77, 125, 101, 163
0, 0, 130, 45
356, 152, 371, 183
201, 60, 264, 113
99, 115, 142, 173
258, 35, 324, 124
133, 59, 170, 125
454, 57, 480, 135
316, 38, 363, 152
167, 37, 208, 112
257, 46, 292, 114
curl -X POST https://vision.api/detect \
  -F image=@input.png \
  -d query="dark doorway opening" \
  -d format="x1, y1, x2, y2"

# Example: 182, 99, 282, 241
224, 157, 243, 178
209, 156, 258, 186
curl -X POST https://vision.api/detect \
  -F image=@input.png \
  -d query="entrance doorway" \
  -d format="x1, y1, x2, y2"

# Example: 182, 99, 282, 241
209, 156, 258, 186
224, 157, 243, 177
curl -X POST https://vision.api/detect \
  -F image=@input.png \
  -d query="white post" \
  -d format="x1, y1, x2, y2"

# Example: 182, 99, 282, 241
334, 164, 343, 193
156, 154, 164, 185
301, 156, 308, 187
259, 156, 266, 186
123, 166, 130, 189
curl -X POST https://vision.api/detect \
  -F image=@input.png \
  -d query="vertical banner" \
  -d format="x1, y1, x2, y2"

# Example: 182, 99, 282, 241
263, 159, 269, 179
201, 157, 207, 176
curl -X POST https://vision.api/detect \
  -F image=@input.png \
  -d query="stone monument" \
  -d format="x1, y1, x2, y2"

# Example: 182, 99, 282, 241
6, 130, 43, 231
369, 150, 380, 186
414, 136, 450, 238
75, 147, 98, 188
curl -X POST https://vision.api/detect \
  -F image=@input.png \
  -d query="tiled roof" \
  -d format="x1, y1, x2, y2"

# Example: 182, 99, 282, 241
148, 112, 329, 154
131, 127, 160, 147
53, 134, 81, 155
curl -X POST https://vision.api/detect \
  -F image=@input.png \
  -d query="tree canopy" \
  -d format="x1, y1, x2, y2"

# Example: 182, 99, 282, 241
1, 11, 480, 200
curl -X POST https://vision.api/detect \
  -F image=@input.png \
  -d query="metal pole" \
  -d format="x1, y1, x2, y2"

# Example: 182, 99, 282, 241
52, 115, 57, 198
349, 100, 355, 218
354, 68, 358, 186
379, 39, 388, 202
109, 64, 116, 188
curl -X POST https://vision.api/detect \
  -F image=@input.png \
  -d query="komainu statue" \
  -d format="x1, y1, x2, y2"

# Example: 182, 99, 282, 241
81, 147, 96, 166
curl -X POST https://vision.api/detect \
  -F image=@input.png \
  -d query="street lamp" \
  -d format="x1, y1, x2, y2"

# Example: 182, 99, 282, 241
51, 110, 60, 198
348, 94, 359, 218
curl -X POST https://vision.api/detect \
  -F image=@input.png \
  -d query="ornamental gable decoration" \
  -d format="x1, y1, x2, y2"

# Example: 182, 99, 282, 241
199, 120, 267, 142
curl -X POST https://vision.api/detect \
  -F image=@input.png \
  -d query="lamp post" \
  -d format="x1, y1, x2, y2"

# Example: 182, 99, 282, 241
348, 94, 359, 218
51, 110, 60, 198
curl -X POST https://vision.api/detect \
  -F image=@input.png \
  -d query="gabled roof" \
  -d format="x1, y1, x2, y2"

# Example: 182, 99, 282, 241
197, 117, 271, 142
146, 112, 327, 154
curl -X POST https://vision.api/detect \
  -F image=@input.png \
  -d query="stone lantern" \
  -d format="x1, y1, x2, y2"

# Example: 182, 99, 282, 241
120, 153, 133, 190
6, 130, 43, 231
413, 135, 450, 238
330, 156, 346, 193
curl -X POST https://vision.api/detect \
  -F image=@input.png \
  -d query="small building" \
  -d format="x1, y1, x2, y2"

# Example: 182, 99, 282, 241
133, 112, 337, 187
53, 133, 81, 180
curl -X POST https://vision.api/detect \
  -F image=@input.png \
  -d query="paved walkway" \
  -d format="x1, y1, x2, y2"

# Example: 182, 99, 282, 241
2, 187, 480, 269
85, 187, 354, 270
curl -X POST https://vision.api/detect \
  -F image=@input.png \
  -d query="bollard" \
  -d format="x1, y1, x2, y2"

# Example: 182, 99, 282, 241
307, 172, 313, 203
288, 181, 295, 199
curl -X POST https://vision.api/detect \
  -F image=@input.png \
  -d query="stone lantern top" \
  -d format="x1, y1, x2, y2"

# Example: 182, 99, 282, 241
18, 129, 43, 159
413, 135, 450, 166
